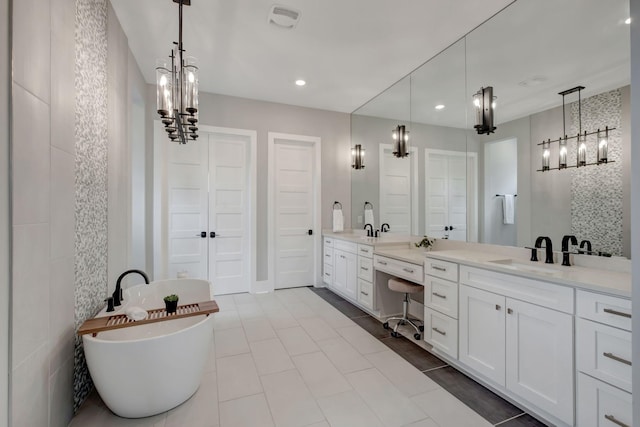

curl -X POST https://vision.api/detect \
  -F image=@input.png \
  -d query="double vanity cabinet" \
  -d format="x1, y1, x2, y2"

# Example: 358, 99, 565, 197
422, 252, 632, 427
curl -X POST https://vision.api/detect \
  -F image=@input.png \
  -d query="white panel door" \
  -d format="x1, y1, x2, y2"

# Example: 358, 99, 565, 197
167, 141, 209, 280
208, 134, 250, 295
379, 146, 416, 234
425, 150, 467, 240
274, 141, 315, 288
459, 284, 506, 386
505, 298, 574, 426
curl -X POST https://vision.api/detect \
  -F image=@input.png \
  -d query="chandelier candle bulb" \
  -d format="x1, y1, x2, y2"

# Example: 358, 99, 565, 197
392, 125, 409, 158
577, 132, 587, 167
597, 127, 608, 163
559, 136, 568, 169
542, 140, 550, 171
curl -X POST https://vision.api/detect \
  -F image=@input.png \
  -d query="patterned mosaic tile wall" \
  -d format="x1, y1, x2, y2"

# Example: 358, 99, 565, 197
73, 0, 108, 411
569, 89, 623, 256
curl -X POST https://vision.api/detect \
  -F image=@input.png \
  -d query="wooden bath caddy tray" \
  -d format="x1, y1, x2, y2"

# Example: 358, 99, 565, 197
77, 300, 219, 337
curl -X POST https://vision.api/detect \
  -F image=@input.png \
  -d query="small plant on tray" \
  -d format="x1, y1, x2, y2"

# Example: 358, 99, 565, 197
163, 294, 179, 314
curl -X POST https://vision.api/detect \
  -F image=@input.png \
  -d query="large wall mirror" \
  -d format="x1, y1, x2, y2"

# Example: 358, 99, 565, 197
351, 0, 631, 258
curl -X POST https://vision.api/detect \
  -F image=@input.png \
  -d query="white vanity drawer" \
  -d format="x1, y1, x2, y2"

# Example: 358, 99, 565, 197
577, 290, 631, 332
358, 257, 373, 282
425, 258, 459, 282
577, 373, 632, 427
323, 247, 334, 266
357, 278, 373, 310
334, 239, 358, 254
358, 244, 374, 258
424, 276, 458, 319
323, 237, 334, 247
460, 265, 574, 314
323, 264, 333, 285
424, 307, 458, 359
374, 255, 424, 284
577, 318, 632, 393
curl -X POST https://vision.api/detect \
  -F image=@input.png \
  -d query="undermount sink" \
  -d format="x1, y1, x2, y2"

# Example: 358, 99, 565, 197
488, 259, 564, 276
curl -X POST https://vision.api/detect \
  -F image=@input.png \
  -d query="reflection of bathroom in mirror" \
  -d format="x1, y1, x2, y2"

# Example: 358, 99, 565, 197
351, 0, 630, 258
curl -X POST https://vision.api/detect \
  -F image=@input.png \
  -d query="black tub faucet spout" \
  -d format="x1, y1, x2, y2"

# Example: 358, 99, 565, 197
113, 269, 150, 306
535, 236, 554, 264
561, 235, 578, 266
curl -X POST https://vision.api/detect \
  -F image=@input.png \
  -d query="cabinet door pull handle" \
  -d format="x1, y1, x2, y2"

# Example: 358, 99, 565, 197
340, 255, 346, 259
361, 267, 369, 271
603, 352, 632, 366
360, 248, 369, 253
325, 273, 331, 277
360, 291, 369, 296
433, 292, 447, 299
495, 304, 501, 311
432, 265, 447, 272
378, 260, 388, 265
403, 267, 414, 273
325, 254, 331, 258
603, 308, 631, 318
604, 414, 630, 427
432, 327, 446, 336
507, 308, 513, 314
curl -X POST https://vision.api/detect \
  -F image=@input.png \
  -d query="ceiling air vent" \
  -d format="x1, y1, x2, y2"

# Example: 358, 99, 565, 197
268, 4, 301, 29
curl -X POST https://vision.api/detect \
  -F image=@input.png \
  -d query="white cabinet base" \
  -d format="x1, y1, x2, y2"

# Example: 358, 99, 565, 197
577, 373, 632, 427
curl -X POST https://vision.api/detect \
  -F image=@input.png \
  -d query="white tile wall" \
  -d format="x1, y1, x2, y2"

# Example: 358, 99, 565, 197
50, 148, 75, 258
12, 345, 49, 427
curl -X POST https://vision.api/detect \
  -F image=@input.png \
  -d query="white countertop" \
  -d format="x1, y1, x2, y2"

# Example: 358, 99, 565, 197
426, 250, 631, 298
372, 246, 428, 265
323, 230, 415, 247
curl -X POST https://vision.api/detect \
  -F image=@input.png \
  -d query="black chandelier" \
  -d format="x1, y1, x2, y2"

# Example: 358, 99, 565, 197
156, 0, 199, 144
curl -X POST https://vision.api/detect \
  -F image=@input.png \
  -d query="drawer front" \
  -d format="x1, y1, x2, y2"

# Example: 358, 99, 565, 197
323, 237, 334, 247
424, 276, 458, 319
425, 258, 459, 282
358, 244, 374, 258
577, 373, 632, 427
424, 307, 458, 359
323, 247, 334, 266
323, 264, 333, 285
460, 265, 574, 314
358, 257, 374, 282
334, 239, 358, 254
577, 290, 631, 332
357, 278, 373, 309
374, 255, 424, 284
577, 318, 632, 393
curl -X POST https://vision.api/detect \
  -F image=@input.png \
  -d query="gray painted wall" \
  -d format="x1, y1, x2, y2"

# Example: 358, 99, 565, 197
147, 89, 352, 282
0, 0, 10, 424
483, 138, 517, 245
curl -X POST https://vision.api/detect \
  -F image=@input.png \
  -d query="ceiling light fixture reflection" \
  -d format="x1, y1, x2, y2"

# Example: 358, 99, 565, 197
435, 104, 445, 110
625, 17, 631, 24
295, 79, 306, 86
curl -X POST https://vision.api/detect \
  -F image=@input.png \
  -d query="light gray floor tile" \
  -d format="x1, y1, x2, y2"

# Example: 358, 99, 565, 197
365, 350, 440, 397
219, 394, 274, 427
276, 326, 319, 356
214, 294, 237, 311
298, 316, 339, 342
266, 310, 300, 330
402, 419, 440, 427
346, 368, 427, 427
317, 390, 384, 427
316, 336, 373, 374
212, 310, 241, 331
261, 370, 325, 427
336, 325, 388, 354
250, 338, 295, 376
214, 327, 250, 358
292, 352, 352, 398
236, 302, 265, 320
319, 306, 357, 329
217, 353, 263, 402
243, 318, 278, 342
287, 301, 318, 319
233, 292, 258, 305
411, 388, 492, 427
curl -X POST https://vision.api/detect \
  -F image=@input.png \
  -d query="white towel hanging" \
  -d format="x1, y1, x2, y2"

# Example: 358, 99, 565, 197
332, 209, 344, 232
364, 204, 375, 230
502, 195, 515, 225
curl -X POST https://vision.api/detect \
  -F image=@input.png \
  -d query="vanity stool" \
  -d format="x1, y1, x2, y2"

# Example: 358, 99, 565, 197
383, 277, 424, 340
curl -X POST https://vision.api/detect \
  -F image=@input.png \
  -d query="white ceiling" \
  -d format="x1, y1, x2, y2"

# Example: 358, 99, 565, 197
109, 0, 514, 113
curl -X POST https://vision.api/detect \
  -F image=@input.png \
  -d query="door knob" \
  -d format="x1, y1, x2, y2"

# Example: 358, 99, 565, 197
444, 226, 449, 231
450, 225, 455, 230
308, 229, 313, 235
196, 231, 206, 238
210, 231, 216, 238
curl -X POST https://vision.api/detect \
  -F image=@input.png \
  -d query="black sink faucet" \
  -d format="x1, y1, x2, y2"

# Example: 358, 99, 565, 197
535, 236, 554, 264
561, 235, 578, 266
579, 239, 592, 255
381, 223, 390, 232
364, 223, 374, 237
113, 269, 150, 306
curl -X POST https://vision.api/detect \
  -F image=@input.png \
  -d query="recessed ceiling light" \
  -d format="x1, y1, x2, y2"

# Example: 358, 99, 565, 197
435, 104, 445, 110
295, 79, 306, 86
625, 17, 631, 24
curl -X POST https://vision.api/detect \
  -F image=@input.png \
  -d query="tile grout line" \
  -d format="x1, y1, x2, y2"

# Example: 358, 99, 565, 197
493, 412, 526, 426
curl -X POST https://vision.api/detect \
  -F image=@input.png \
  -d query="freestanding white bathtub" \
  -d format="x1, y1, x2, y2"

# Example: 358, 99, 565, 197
82, 278, 215, 418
